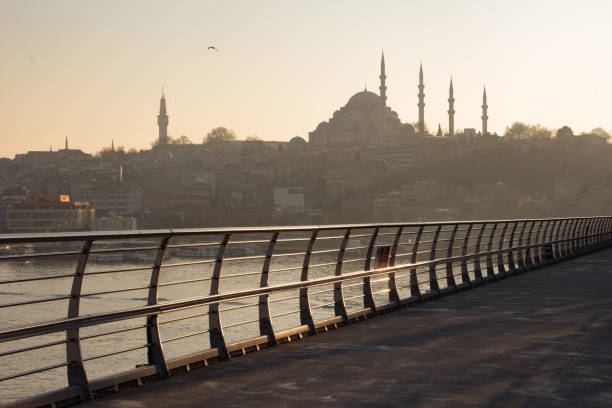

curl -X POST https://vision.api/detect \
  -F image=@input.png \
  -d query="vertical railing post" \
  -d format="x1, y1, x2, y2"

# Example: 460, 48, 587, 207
428, 225, 442, 292
66, 240, 93, 401
593, 217, 603, 249
496, 222, 509, 276
565, 219, 577, 257
473, 223, 486, 281
582, 218, 590, 252
556, 218, 569, 260
485, 222, 498, 278
517, 222, 528, 270
532, 221, 545, 266
540, 220, 551, 265
333, 228, 351, 323
507, 222, 519, 273
445, 224, 458, 289
300, 230, 318, 333
599, 217, 607, 245
579, 218, 589, 253
259, 232, 279, 346
409, 225, 424, 298
208, 234, 230, 360
525, 221, 536, 269
596, 217, 606, 248
146, 236, 171, 376
584, 218, 594, 252
363, 228, 379, 312
460, 223, 473, 285
388, 226, 403, 306
592, 217, 602, 249
569, 219, 580, 257
571, 218, 581, 255
577, 218, 585, 251
549, 220, 558, 261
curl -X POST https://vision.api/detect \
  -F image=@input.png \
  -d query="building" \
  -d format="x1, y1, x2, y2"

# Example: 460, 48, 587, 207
94, 216, 137, 231
273, 187, 305, 213
309, 53, 415, 148
7, 194, 95, 233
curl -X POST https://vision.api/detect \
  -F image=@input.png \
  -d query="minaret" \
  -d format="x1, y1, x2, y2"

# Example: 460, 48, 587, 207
64, 136, 68, 150
418, 64, 425, 136
448, 78, 455, 137
379, 52, 387, 105
157, 89, 169, 146
481, 86, 488, 136
111, 140, 115, 152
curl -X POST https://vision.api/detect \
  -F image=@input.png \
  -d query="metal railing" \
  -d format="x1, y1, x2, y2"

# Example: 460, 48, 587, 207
0, 216, 611, 407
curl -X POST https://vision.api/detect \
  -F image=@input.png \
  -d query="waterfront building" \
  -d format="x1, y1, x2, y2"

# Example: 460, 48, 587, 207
273, 187, 305, 213
94, 215, 138, 231
7, 194, 94, 232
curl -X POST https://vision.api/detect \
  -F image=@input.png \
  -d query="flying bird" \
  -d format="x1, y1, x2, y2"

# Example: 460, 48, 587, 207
207, 46, 218, 51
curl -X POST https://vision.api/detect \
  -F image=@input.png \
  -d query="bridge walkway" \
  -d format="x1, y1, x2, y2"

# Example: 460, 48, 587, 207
84, 248, 612, 408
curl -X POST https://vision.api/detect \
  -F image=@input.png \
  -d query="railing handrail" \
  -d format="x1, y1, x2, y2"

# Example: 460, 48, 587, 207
0, 216, 606, 243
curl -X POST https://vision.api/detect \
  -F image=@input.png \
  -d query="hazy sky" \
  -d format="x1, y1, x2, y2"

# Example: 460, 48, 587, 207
1, 0, 611, 158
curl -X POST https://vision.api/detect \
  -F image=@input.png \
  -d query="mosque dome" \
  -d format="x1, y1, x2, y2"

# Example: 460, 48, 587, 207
346, 90, 382, 110
288, 136, 307, 152
289, 136, 307, 145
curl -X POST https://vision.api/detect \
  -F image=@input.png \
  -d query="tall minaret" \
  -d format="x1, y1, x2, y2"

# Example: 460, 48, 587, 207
157, 89, 169, 146
379, 52, 387, 105
418, 64, 425, 136
448, 78, 455, 137
64, 136, 68, 150
481, 86, 488, 136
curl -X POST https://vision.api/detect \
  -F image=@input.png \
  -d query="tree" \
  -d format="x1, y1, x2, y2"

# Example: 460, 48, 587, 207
504, 122, 530, 139
531, 126, 552, 140
556, 126, 574, 139
504, 122, 551, 140
172, 135, 192, 144
591, 128, 610, 139
204, 127, 237, 144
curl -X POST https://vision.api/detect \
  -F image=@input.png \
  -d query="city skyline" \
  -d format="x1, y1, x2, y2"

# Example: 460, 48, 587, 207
2, 0, 612, 158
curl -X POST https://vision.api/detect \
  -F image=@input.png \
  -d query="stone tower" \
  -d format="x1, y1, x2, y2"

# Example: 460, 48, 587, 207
418, 64, 425, 136
157, 90, 169, 146
481, 86, 488, 136
448, 78, 455, 137
379, 52, 387, 105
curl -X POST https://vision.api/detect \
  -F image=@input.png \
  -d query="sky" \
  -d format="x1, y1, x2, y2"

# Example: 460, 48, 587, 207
1, 0, 611, 158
